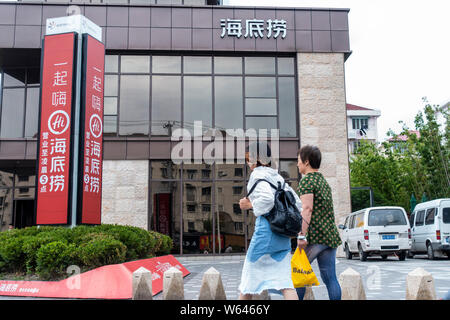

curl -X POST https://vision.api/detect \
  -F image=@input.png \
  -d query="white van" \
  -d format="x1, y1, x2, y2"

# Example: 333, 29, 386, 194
409, 198, 450, 260
339, 206, 412, 261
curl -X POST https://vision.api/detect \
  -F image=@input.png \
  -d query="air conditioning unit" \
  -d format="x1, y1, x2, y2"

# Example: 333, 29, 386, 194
348, 130, 357, 139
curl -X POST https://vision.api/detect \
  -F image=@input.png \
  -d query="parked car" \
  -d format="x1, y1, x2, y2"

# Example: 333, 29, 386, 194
408, 198, 450, 260
339, 206, 411, 261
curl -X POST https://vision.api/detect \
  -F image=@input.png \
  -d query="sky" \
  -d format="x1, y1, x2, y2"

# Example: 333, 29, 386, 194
227, 0, 450, 141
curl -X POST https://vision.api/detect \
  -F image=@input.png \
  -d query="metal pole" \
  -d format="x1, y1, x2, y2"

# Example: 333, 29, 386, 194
70, 33, 82, 228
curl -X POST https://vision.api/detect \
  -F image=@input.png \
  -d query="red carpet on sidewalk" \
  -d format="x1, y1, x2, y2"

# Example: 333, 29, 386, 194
0, 255, 189, 299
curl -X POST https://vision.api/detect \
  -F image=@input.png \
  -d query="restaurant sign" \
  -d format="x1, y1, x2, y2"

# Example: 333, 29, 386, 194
220, 18, 287, 39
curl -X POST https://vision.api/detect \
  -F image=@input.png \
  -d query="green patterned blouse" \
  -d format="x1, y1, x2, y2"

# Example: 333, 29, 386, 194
297, 172, 342, 248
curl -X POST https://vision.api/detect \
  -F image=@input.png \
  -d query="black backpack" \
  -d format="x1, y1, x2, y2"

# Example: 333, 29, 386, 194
246, 179, 302, 238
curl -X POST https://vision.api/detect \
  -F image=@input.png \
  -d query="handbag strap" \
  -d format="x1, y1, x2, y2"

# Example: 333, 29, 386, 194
246, 178, 279, 197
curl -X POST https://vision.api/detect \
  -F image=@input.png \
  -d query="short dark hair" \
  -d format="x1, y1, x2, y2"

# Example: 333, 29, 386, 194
297, 145, 322, 169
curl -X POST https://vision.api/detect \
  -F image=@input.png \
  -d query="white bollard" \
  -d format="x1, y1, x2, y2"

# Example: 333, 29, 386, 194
132, 267, 153, 300
198, 267, 227, 300
304, 286, 315, 300
406, 268, 436, 300
163, 267, 184, 300
339, 267, 366, 300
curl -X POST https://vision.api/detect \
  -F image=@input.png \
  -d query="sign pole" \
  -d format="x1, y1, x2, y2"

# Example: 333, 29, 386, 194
70, 31, 82, 228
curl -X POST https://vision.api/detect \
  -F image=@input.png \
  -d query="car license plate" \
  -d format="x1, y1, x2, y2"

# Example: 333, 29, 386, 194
446, 237, 450, 244
382, 235, 395, 240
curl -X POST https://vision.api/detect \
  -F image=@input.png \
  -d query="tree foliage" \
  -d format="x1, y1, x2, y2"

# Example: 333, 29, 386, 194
350, 99, 449, 213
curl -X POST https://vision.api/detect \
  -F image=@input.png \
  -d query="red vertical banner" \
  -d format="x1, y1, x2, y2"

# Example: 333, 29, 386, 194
36, 33, 77, 225
78, 34, 105, 224
154, 193, 171, 235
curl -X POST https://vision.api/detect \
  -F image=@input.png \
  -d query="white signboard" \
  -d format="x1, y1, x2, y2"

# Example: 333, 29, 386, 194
220, 18, 287, 39
46, 15, 102, 42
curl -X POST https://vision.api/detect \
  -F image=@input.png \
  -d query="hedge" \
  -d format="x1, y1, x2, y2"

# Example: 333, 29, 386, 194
0, 224, 173, 280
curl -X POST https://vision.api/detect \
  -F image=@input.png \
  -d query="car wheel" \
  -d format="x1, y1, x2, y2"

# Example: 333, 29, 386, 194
381, 255, 388, 260
358, 243, 368, 262
345, 244, 352, 260
426, 242, 435, 260
398, 251, 406, 261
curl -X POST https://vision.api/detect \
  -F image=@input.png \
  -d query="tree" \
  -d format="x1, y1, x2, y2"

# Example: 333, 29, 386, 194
350, 98, 449, 213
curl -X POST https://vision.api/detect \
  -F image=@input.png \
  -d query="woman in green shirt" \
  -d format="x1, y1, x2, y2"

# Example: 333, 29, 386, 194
295, 145, 342, 300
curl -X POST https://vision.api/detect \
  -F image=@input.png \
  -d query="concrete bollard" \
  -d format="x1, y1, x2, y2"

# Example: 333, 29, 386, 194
339, 267, 366, 300
304, 287, 315, 300
252, 290, 271, 300
132, 267, 153, 300
198, 267, 227, 300
163, 267, 184, 300
406, 268, 436, 300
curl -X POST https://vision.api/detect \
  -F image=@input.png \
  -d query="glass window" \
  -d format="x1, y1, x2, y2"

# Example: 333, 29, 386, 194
368, 209, 407, 226
1, 88, 25, 138
121, 56, 150, 73
245, 57, 275, 74
104, 97, 118, 115
184, 56, 212, 74
245, 99, 277, 116
214, 57, 242, 74
443, 208, 450, 224
3, 69, 25, 87
103, 115, 117, 134
215, 180, 246, 253
152, 56, 181, 74
278, 77, 297, 137
183, 181, 212, 254
215, 162, 245, 180
119, 75, 150, 136
151, 76, 181, 136
279, 160, 298, 180
354, 212, 365, 228
105, 55, 119, 73
278, 57, 295, 75
24, 87, 40, 138
425, 208, 436, 225
246, 116, 277, 135
150, 181, 180, 251
151, 161, 181, 179
104, 75, 118, 96
409, 212, 415, 227
183, 76, 212, 135
245, 77, 276, 98
349, 215, 355, 229
26, 68, 40, 85
214, 76, 243, 130
415, 210, 425, 226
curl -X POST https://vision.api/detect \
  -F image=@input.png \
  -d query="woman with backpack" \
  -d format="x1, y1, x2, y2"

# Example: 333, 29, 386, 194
238, 141, 301, 300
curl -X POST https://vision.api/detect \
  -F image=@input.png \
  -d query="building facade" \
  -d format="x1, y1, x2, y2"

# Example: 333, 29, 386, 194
346, 103, 381, 154
0, 0, 352, 255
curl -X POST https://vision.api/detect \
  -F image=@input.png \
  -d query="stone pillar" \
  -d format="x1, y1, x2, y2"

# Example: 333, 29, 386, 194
198, 267, 227, 300
304, 287, 315, 300
101, 160, 149, 229
297, 53, 352, 257
163, 267, 184, 300
406, 268, 436, 300
339, 267, 366, 300
132, 267, 153, 300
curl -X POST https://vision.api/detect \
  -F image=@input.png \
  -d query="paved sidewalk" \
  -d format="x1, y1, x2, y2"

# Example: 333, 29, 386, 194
154, 253, 450, 300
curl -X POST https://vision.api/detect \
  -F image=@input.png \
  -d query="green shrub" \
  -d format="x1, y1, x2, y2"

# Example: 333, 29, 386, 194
0, 224, 172, 279
94, 224, 151, 260
35, 241, 72, 279
76, 234, 126, 268
22, 233, 68, 274
0, 236, 28, 273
